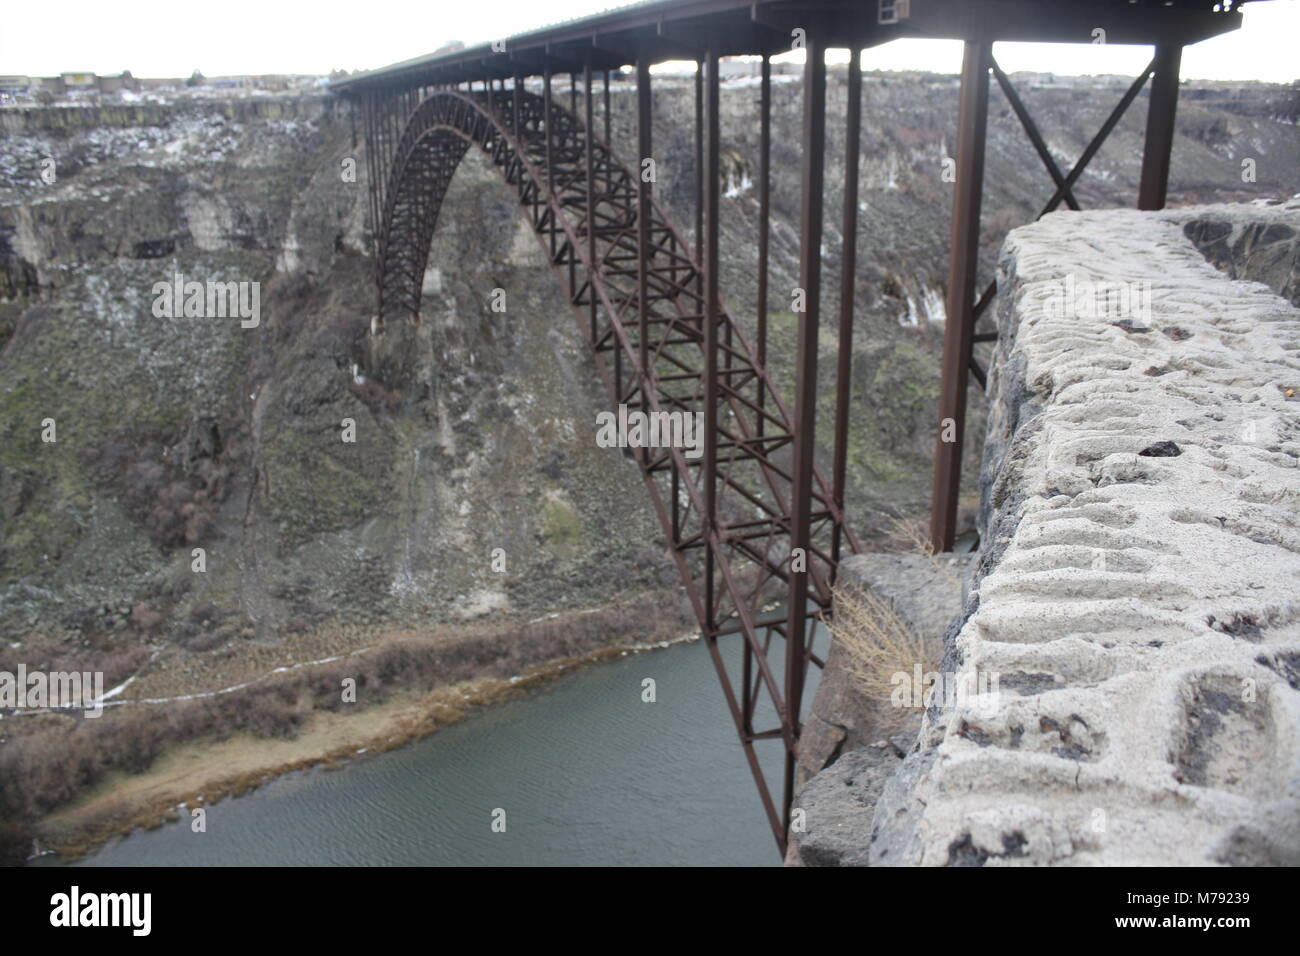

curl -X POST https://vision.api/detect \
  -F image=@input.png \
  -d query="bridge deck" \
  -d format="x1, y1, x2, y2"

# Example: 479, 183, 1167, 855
331, 0, 1244, 93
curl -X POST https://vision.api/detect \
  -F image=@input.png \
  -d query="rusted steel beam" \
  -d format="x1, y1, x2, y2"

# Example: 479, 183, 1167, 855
637, 58, 652, 382
603, 69, 611, 147
568, 72, 579, 297
1139, 44, 1183, 211
1043, 58, 1155, 213
513, 73, 522, 135
991, 59, 1079, 211
756, 53, 771, 441
703, 46, 720, 635
831, 47, 862, 574
545, 67, 555, 259
694, 58, 704, 296
586, 62, 598, 343
930, 38, 991, 555
787, 30, 828, 829
363, 91, 381, 318
967, 57, 1157, 336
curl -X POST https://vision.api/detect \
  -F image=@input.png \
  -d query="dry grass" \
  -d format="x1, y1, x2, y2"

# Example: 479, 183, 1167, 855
883, 515, 936, 558
882, 515, 963, 588
827, 581, 941, 729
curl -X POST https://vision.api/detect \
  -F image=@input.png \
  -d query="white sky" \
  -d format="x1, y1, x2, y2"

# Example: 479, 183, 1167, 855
1, 0, 1296, 82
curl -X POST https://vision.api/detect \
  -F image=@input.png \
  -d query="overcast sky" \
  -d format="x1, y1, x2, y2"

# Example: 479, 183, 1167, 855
2, 0, 1296, 82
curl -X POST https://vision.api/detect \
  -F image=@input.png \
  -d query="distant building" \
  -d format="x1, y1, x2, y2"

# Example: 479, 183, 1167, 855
96, 72, 138, 94
5, 72, 139, 97
0, 70, 317, 103
60, 72, 97, 89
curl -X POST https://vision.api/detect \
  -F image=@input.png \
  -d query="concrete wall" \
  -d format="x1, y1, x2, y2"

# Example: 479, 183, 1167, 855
795, 199, 1300, 866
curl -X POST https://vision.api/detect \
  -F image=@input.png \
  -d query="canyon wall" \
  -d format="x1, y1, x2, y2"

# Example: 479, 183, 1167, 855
4, 75, 1295, 664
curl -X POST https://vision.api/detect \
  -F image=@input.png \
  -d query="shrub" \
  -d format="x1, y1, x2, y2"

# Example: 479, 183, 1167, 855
828, 582, 940, 730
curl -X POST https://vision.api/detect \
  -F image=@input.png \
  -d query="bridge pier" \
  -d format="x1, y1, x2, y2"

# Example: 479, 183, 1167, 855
929, 38, 991, 556
1138, 44, 1183, 212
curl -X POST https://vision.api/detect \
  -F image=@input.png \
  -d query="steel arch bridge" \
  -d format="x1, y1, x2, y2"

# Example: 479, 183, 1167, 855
333, 0, 1257, 855
370, 83, 856, 849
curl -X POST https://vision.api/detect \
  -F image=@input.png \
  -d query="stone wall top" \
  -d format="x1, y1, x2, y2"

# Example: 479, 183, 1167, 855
871, 201, 1300, 866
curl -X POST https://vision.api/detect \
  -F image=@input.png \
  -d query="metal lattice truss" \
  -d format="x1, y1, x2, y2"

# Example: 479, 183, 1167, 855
372, 86, 859, 847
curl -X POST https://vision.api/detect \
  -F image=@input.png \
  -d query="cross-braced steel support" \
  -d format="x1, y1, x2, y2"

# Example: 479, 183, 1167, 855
928, 40, 1185, 554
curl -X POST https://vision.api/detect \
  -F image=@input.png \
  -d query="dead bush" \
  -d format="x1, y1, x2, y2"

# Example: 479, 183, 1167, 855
828, 582, 941, 730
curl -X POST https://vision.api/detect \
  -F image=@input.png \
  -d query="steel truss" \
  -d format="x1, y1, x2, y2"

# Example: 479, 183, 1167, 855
370, 81, 859, 851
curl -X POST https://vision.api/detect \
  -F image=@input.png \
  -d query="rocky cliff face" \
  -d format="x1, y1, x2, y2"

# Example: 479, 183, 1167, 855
0, 74, 1296, 686
0, 94, 674, 669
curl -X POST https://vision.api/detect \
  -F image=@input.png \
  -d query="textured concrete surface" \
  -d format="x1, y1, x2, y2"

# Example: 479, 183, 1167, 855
869, 202, 1300, 866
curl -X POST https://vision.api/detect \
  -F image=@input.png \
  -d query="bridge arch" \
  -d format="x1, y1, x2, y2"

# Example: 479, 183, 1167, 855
375, 89, 628, 327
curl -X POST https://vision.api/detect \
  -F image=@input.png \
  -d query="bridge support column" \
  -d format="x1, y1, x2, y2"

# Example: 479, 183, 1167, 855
929, 38, 991, 555
702, 47, 720, 645
636, 59, 652, 394
786, 31, 828, 832
756, 54, 771, 443
831, 47, 862, 575
512, 73, 521, 139
585, 62, 598, 345
695, 57, 704, 288
544, 67, 555, 262
1138, 44, 1182, 211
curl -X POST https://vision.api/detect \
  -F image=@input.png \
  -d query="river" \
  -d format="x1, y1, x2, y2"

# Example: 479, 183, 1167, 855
39, 625, 825, 867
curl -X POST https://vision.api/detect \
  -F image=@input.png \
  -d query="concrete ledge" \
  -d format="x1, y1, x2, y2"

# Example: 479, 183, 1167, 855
870, 203, 1300, 866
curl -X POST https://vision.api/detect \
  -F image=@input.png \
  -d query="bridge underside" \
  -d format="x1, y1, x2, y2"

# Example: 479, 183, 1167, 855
333, 0, 1251, 854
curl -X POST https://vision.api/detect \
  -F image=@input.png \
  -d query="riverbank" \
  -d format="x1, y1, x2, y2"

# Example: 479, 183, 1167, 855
40, 628, 778, 867
4, 590, 696, 863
